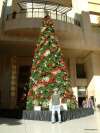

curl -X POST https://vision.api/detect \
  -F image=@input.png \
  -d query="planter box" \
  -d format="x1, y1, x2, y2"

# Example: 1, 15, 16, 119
34, 106, 41, 111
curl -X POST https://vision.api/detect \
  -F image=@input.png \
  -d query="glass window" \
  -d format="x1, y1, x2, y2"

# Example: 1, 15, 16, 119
17, 1, 71, 20
57, 12, 62, 21
33, 3, 44, 8
38, 9, 44, 18
26, 3, 32, 18
90, 14, 100, 24
26, 9, 32, 18
62, 15, 66, 22
51, 11, 56, 19
76, 64, 86, 78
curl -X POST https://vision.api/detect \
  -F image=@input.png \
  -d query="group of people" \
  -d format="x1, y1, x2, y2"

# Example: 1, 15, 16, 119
82, 97, 94, 108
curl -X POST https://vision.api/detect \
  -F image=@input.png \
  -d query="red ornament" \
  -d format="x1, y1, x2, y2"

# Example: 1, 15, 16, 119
43, 49, 50, 57
51, 68, 61, 75
48, 64, 52, 67
32, 66, 35, 70
40, 55, 44, 60
32, 52, 34, 57
36, 60, 40, 65
38, 80, 43, 84
28, 90, 32, 96
63, 76, 67, 80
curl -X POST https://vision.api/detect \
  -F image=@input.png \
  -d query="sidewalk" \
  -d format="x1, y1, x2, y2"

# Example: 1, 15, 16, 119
0, 111, 100, 133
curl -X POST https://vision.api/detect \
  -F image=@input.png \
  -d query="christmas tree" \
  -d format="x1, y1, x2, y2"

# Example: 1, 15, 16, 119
26, 14, 75, 110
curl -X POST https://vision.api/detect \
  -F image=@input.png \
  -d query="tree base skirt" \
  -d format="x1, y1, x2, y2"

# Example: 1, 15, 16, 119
23, 108, 94, 122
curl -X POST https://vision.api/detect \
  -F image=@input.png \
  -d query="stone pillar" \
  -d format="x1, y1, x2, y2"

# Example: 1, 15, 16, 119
86, 53, 100, 106
0, 0, 4, 31
72, 0, 90, 26
93, 76, 100, 106
68, 0, 89, 19
0, 57, 2, 106
7, 0, 13, 6
85, 53, 94, 97
72, 0, 89, 14
91, 53, 100, 106
0, 56, 11, 108
0, 0, 4, 18
12, 0, 20, 12
10, 56, 17, 109
69, 58, 78, 100
72, 0, 96, 49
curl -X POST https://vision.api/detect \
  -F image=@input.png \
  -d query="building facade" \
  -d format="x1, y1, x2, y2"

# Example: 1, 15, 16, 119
0, 0, 100, 109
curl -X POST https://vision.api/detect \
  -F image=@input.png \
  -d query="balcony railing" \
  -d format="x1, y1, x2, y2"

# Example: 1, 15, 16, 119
6, 9, 81, 27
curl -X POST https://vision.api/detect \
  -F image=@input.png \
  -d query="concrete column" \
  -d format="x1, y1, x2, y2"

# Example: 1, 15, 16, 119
0, 57, 2, 106
72, 0, 89, 14
0, 56, 11, 108
7, 0, 13, 6
68, 0, 88, 20
6, 0, 13, 19
86, 53, 100, 106
94, 76, 100, 106
81, 11, 97, 48
91, 53, 100, 106
69, 58, 76, 85
12, 0, 20, 12
10, 56, 17, 109
0, 0, 4, 18
72, 0, 96, 49
69, 58, 78, 100
72, 0, 90, 28
85, 53, 94, 97
0, 0, 4, 31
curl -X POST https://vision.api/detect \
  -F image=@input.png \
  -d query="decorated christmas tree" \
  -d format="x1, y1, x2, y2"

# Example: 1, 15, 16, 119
26, 14, 76, 110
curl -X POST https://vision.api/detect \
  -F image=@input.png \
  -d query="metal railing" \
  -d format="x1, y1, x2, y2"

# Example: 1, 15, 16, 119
6, 9, 81, 27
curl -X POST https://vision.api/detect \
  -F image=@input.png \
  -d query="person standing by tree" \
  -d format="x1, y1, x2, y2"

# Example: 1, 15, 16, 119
51, 88, 61, 123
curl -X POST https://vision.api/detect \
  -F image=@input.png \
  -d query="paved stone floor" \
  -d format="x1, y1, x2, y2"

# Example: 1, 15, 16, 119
0, 110, 100, 133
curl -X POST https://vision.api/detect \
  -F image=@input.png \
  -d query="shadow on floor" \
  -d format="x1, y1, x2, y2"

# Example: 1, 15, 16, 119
0, 118, 22, 125
0, 109, 23, 125
0, 109, 23, 119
